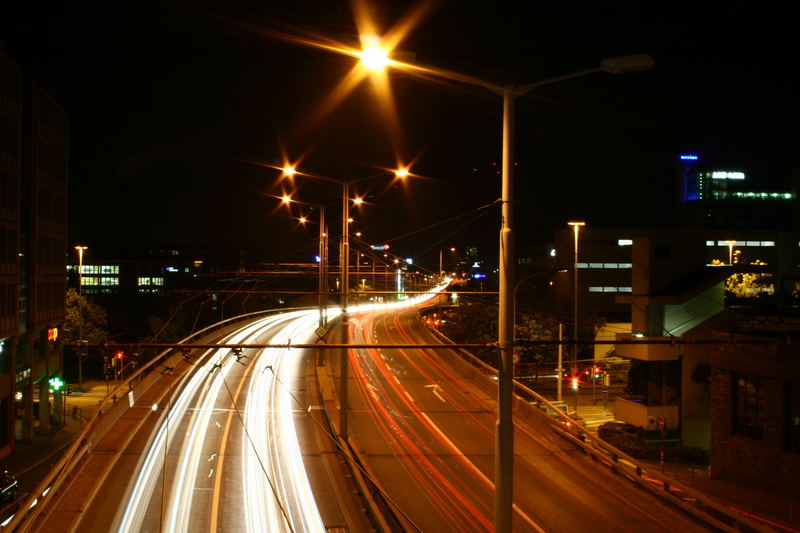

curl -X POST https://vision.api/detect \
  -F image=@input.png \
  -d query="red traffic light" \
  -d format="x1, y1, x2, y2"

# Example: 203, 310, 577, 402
115, 351, 124, 360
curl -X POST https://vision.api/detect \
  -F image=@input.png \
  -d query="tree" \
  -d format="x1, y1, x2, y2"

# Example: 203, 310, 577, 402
514, 312, 558, 382
64, 288, 108, 344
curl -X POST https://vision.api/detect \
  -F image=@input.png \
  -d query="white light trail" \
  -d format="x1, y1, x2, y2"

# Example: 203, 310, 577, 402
113, 279, 450, 532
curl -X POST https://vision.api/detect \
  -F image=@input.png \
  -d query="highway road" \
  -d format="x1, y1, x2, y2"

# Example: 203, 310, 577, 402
342, 304, 715, 532
33, 310, 370, 532
21, 284, 719, 533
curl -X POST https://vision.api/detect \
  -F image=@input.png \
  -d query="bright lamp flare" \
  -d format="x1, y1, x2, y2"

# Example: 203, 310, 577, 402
360, 45, 390, 71
282, 166, 297, 176
395, 168, 409, 178
281, 195, 292, 204
353, 197, 364, 205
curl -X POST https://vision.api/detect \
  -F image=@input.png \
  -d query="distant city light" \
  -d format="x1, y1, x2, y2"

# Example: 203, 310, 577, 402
680, 154, 698, 160
711, 171, 745, 180
472, 273, 486, 279
166, 267, 178, 272
405, 258, 413, 265
315, 255, 321, 263
618, 239, 633, 246
549, 248, 556, 257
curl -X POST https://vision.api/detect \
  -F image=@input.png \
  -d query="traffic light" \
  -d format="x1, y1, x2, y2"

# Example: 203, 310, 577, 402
593, 366, 601, 379
115, 350, 124, 361
570, 377, 580, 391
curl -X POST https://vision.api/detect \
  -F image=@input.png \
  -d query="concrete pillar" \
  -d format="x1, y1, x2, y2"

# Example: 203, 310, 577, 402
38, 378, 50, 433
20, 382, 33, 442
53, 388, 63, 426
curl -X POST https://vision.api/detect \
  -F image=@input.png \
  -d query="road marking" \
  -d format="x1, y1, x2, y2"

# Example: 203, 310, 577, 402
424, 384, 447, 403
208, 453, 217, 462
208, 468, 214, 478
209, 352, 257, 533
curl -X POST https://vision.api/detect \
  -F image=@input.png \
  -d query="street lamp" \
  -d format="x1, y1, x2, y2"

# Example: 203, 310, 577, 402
280, 195, 329, 330
278, 165, 410, 438
74, 245, 88, 386
355, 48, 653, 532
74, 245, 88, 295
568, 221, 586, 416
725, 240, 736, 265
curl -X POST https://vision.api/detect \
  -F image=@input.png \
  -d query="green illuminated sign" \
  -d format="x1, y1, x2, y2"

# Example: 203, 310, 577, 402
49, 377, 64, 391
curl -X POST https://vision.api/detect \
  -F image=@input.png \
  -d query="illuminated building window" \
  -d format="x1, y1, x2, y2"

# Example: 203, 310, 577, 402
80, 265, 119, 274
578, 263, 632, 269
589, 286, 632, 293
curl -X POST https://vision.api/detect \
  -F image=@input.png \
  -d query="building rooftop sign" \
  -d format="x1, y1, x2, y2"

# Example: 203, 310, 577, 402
711, 171, 745, 180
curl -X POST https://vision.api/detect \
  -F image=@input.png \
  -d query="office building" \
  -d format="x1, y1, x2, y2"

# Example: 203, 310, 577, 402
0, 46, 68, 459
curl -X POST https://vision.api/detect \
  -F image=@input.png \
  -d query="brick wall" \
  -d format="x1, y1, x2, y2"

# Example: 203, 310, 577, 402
711, 368, 800, 493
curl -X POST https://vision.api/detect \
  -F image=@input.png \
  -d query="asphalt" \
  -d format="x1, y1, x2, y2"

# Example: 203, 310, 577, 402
2, 380, 798, 533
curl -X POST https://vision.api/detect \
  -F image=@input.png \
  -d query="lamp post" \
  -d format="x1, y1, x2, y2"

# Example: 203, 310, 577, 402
74, 245, 88, 386
281, 195, 329, 330
74, 245, 87, 295
568, 221, 586, 416
280, 166, 409, 439
725, 240, 736, 265
351, 48, 654, 533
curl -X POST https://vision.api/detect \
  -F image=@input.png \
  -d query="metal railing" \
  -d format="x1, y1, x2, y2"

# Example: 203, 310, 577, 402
4, 307, 297, 532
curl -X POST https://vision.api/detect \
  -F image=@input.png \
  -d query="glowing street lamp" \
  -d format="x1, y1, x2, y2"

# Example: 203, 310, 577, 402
568, 221, 586, 416
273, 164, 410, 439
278, 194, 329, 330
74, 245, 88, 386
359, 44, 391, 71
74, 245, 88, 295
725, 240, 736, 265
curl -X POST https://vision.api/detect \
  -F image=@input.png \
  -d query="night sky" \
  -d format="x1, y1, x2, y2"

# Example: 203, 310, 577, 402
2, 1, 798, 267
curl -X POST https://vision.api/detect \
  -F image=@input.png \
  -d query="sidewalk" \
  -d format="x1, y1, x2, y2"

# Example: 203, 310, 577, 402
575, 399, 800, 532
2, 381, 109, 500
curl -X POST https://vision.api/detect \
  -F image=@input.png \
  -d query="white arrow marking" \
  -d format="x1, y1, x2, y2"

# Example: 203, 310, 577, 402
424, 384, 446, 403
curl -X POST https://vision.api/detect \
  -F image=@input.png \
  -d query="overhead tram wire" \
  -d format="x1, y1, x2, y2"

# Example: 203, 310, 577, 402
381, 198, 500, 247
214, 364, 297, 533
